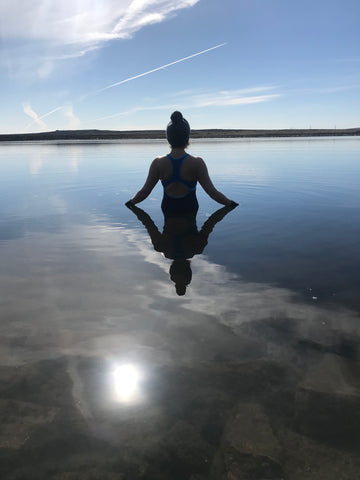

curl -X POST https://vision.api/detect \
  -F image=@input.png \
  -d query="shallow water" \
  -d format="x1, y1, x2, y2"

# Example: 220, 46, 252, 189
0, 137, 360, 479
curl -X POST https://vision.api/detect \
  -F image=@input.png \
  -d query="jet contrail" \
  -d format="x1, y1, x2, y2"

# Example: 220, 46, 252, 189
23, 102, 48, 130
24, 43, 227, 128
90, 42, 227, 96
25, 106, 65, 130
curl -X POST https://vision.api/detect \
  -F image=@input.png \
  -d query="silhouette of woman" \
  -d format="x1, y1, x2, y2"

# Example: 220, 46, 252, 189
125, 111, 238, 213
127, 203, 237, 295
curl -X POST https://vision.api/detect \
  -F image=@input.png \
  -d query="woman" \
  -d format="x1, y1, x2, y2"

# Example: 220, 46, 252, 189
125, 111, 238, 214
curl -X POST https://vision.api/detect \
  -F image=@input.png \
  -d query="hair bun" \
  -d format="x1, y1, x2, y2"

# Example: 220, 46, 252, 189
170, 111, 183, 124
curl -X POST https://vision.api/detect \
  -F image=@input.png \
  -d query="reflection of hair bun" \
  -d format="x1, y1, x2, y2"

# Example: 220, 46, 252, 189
170, 111, 183, 124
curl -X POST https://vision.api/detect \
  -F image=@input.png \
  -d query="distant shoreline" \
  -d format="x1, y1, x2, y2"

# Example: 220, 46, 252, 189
0, 128, 359, 142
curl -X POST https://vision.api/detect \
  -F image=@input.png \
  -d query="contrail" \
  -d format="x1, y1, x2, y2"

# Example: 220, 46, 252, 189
24, 43, 227, 128
25, 106, 65, 130
89, 42, 227, 96
23, 102, 47, 130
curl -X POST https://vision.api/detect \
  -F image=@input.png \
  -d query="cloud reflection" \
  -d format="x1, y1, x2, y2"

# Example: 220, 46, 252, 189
1, 215, 360, 370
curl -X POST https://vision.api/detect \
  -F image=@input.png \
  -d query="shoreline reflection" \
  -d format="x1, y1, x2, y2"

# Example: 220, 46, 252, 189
127, 204, 238, 295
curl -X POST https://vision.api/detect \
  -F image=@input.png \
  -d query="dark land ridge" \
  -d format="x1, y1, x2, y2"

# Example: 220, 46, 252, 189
1, 127, 359, 142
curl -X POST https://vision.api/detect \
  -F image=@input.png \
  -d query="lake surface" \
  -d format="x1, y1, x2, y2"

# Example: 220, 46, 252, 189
0, 137, 360, 479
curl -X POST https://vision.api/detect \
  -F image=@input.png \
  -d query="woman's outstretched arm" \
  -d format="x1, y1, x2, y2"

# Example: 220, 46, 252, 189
197, 158, 235, 206
126, 159, 160, 205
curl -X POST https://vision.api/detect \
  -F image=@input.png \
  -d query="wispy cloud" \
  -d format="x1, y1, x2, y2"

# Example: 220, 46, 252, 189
1, 1, 199, 42
88, 86, 281, 124
24, 104, 80, 131
88, 104, 178, 123
22, 83, 278, 131
25, 43, 229, 127
196, 94, 280, 107
23, 103, 48, 130
1, 0, 200, 74
64, 106, 81, 130
190, 87, 280, 107
25, 106, 65, 130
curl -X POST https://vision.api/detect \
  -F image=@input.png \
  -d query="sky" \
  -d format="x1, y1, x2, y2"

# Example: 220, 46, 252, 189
0, 0, 359, 133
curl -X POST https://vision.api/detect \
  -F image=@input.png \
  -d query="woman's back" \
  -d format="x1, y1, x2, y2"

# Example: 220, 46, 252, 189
157, 153, 199, 198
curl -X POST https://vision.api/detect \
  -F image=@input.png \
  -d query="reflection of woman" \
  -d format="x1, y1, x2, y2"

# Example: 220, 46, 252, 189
127, 204, 237, 295
125, 111, 238, 213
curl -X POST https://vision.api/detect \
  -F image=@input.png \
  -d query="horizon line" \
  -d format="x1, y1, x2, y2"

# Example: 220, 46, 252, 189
1, 126, 359, 138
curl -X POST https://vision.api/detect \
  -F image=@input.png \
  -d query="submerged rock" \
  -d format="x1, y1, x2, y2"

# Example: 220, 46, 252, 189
156, 421, 214, 478
294, 354, 360, 447
0, 399, 58, 449
212, 402, 283, 479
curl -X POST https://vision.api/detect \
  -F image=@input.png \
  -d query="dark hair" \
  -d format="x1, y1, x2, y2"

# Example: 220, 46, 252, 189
166, 111, 190, 148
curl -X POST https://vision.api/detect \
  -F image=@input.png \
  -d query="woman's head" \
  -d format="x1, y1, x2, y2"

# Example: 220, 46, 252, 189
166, 111, 190, 148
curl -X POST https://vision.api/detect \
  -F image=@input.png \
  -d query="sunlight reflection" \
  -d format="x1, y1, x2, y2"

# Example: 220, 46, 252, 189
113, 364, 142, 403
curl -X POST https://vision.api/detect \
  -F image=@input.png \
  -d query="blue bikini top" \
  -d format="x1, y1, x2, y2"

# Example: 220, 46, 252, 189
161, 153, 197, 198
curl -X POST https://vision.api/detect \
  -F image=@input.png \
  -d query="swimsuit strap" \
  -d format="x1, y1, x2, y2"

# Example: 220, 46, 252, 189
162, 153, 197, 196
167, 153, 189, 161
162, 153, 189, 187
166, 153, 190, 176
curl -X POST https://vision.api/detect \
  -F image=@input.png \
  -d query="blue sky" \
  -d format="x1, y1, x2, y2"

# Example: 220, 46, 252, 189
1, 0, 359, 133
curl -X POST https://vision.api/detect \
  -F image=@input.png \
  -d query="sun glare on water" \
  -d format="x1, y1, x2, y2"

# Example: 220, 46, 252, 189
113, 364, 142, 403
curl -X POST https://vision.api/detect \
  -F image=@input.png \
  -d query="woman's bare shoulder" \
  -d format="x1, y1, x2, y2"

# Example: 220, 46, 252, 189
154, 155, 168, 163
187, 154, 204, 163
151, 155, 170, 177
187, 155, 206, 172
149, 155, 167, 169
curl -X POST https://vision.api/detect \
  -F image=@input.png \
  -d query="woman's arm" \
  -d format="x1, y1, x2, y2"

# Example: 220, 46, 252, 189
197, 158, 234, 206
126, 159, 160, 205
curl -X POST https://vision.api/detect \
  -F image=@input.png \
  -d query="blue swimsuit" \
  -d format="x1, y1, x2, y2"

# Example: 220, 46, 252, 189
161, 153, 199, 215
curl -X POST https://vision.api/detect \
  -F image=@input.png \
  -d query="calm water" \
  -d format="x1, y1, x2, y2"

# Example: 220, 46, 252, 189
0, 137, 360, 479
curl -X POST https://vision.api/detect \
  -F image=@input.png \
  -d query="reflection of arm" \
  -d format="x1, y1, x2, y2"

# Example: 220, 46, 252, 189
127, 159, 160, 205
199, 203, 238, 242
197, 158, 232, 206
126, 205, 162, 250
